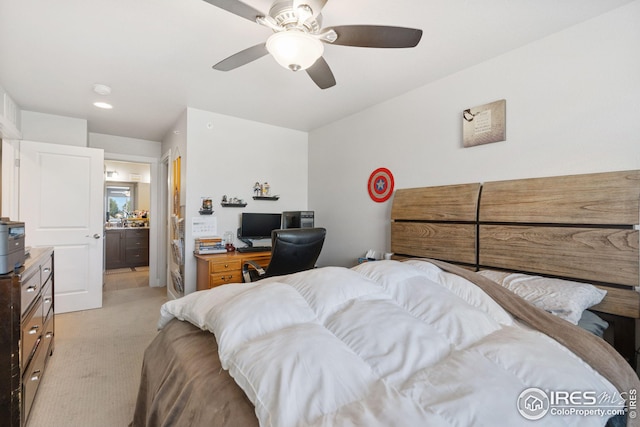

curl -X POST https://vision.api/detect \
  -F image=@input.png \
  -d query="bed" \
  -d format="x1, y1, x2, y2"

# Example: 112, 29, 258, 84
131, 170, 640, 427
391, 170, 640, 366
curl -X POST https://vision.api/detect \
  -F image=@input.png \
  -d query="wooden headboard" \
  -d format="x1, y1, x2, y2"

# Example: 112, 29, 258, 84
390, 170, 640, 366
391, 183, 480, 267
478, 170, 640, 318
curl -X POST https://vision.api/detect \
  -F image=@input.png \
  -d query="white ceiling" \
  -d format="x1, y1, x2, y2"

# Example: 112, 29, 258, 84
0, 0, 633, 142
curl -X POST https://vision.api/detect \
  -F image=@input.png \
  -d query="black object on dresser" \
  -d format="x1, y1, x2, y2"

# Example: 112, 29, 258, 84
0, 247, 54, 427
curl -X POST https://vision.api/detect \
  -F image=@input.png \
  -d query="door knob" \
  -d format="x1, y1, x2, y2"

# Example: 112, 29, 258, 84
86, 233, 101, 239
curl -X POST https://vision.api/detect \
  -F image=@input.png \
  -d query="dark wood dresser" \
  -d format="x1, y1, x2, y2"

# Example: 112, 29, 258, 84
0, 247, 54, 427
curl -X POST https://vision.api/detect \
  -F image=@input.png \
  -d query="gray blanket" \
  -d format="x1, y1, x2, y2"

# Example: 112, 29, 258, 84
129, 318, 259, 427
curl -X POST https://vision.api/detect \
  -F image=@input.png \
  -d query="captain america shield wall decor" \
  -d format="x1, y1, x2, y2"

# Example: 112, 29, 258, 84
367, 168, 395, 203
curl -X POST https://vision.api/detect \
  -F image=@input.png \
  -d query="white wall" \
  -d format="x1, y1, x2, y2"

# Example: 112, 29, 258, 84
90, 132, 162, 158
104, 160, 152, 183
179, 107, 308, 294
309, 2, 640, 267
21, 111, 87, 146
0, 85, 21, 139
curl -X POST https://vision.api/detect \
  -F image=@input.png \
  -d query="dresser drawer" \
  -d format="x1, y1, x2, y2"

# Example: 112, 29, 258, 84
22, 298, 43, 371
42, 278, 53, 319
42, 311, 55, 366
20, 269, 41, 316
22, 334, 48, 424
41, 256, 53, 284
210, 259, 241, 273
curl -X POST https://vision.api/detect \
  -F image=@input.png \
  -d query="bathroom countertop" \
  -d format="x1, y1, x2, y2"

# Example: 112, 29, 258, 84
105, 226, 150, 230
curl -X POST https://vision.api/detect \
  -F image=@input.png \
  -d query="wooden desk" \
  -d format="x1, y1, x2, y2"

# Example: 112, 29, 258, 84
195, 250, 271, 290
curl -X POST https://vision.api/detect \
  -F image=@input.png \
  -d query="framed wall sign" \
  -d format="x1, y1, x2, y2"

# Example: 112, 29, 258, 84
462, 99, 506, 147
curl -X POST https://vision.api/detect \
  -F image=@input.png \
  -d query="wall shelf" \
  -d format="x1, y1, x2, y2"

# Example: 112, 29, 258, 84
221, 203, 247, 208
252, 196, 279, 201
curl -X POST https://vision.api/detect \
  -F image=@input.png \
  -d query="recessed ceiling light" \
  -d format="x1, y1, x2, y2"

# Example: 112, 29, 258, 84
93, 83, 112, 95
93, 101, 113, 109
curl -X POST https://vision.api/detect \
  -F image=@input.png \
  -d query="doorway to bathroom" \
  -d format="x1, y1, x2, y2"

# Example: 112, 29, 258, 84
103, 160, 151, 291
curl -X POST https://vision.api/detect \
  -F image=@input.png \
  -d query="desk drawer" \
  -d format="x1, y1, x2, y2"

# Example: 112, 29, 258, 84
247, 255, 270, 268
210, 260, 241, 273
210, 272, 241, 287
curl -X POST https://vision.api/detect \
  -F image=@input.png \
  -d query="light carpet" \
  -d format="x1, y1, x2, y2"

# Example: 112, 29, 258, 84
27, 286, 167, 427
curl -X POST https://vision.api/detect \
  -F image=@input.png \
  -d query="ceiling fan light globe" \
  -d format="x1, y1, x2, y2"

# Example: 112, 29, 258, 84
266, 31, 324, 71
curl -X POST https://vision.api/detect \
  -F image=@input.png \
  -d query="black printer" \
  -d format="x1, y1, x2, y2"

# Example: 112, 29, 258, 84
0, 219, 25, 274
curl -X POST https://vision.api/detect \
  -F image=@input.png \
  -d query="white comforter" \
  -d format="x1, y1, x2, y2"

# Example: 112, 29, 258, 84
158, 260, 621, 427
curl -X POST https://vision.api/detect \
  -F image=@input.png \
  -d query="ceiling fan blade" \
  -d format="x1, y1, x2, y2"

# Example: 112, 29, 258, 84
213, 43, 269, 71
325, 25, 423, 48
306, 57, 336, 89
201, 0, 264, 23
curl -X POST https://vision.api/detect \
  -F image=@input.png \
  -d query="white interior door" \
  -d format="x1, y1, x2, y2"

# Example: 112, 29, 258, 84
19, 140, 104, 313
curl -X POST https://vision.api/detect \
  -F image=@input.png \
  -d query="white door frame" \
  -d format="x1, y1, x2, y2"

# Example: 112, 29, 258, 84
103, 153, 163, 287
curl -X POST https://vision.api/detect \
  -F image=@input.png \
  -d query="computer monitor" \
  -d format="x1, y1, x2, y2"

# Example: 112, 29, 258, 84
238, 212, 282, 243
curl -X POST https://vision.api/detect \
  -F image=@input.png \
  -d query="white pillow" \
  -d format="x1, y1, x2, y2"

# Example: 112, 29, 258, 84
477, 270, 606, 325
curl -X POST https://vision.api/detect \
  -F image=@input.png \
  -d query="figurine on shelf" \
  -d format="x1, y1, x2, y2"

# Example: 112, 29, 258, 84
200, 197, 213, 214
262, 182, 270, 196
221, 195, 228, 203
253, 182, 262, 197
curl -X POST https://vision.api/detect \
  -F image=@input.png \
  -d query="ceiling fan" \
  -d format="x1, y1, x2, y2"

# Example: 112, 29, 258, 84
204, 0, 423, 89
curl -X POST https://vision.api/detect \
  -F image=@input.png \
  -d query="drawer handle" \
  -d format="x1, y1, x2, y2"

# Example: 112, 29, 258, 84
26, 285, 37, 293
44, 297, 52, 304
31, 370, 41, 382
224, 263, 229, 268
29, 325, 40, 335
43, 267, 51, 274
45, 331, 54, 339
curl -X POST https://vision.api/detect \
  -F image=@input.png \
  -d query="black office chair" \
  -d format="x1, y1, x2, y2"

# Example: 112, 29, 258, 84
242, 227, 326, 282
